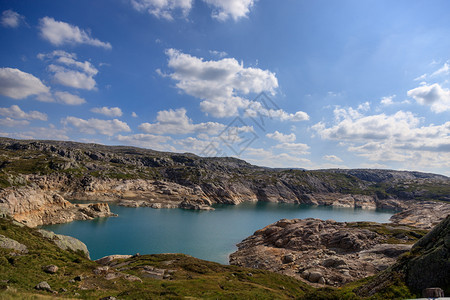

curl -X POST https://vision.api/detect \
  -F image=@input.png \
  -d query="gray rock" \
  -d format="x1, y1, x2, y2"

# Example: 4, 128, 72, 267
282, 253, 295, 264
35, 281, 52, 292
43, 264, 58, 274
0, 234, 28, 253
422, 287, 444, 298
308, 271, 323, 283
38, 229, 89, 258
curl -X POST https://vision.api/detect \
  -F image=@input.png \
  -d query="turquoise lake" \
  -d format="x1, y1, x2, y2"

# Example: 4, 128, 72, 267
42, 202, 394, 264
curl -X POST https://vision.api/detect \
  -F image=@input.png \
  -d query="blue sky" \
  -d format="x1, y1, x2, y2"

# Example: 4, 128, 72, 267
0, 0, 449, 176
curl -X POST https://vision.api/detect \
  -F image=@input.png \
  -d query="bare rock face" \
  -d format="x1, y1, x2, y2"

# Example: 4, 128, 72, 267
230, 218, 419, 287
0, 234, 28, 254
390, 201, 450, 229
38, 229, 90, 258
0, 186, 116, 227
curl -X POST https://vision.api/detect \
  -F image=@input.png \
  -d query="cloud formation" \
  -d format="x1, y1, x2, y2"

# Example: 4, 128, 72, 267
266, 131, 296, 143
0, 68, 49, 99
138, 108, 226, 134
39, 50, 99, 90
164, 49, 278, 117
312, 105, 450, 169
1, 10, 24, 28
130, 0, 192, 20
407, 83, 450, 113
130, 0, 255, 21
63, 117, 131, 136
203, 0, 255, 21
39, 17, 111, 49
0, 105, 47, 121
91, 106, 123, 117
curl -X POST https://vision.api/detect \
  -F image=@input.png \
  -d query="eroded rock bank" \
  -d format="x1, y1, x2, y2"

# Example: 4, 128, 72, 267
0, 186, 115, 227
229, 218, 431, 287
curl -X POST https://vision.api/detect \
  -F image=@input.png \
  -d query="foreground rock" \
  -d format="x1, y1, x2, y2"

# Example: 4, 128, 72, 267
230, 218, 427, 286
38, 229, 90, 258
356, 214, 450, 297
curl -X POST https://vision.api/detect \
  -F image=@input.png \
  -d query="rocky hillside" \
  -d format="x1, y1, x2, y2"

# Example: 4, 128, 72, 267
0, 137, 449, 226
356, 214, 450, 297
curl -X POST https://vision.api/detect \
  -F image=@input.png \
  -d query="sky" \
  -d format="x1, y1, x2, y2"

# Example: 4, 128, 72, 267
0, 0, 449, 176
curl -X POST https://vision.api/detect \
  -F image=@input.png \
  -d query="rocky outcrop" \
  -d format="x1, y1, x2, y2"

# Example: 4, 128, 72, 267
38, 229, 90, 258
0, 234, 28, 254
356, 215, 450, 297
230, 218, 427, 286
389, 201, 450, 229
0, 186, 116, 227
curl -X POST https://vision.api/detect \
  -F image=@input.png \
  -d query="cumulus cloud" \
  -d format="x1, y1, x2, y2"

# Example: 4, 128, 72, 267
323, 155, 343, 163
131, 112, 138, 118
241, 147, 311, 168
244, 102, 309, 122
130, 0, 192, 20
407, 83, 450, 113
138, 108, 227, 135
38, 17, 111, 49
91, 106, 123, 117
0, 118, 29, 127
3, 125, 69, 140
164, 49, 278, 117
273, 142, 309, 154
63, 117, 131, 136
0, 105, 47, 121
116, 134, 174, 151
0, 68, 50, 99
312, 105, 450, 170
1, 10, 24, 28
266, 131, 296, 143
39, 51, 98, 90
37, 91, 86, 105
203, 0, 255, 21
380, 95, 395, 106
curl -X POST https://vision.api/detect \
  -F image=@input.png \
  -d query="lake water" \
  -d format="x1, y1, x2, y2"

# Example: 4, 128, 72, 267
42, 202, 394, 264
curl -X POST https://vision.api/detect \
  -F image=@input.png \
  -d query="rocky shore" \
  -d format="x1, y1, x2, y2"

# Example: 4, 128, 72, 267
229, 218, 430, 287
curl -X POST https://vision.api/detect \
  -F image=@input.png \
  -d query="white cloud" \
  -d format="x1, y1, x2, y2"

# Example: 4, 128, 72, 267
407, 83, 450, 113
91, 106, 123, 117
164, 49, 278, 117
2, 125, 69, 140
115, 134, 174, 151
130, 0, 192, 20
36, 91, 86, 105
273, 142, 309, 154
39, 51, 99, 90
244, 103, 310, 122
54, 91, 86, 105
312, 105, 450, 171
323, 155, 343, 163
38, 17, 111, 49
241, 147, 311, 168
0, 105, 47, 121
203, 0, 255, 21
431, 62, 449, 77
63, 117, 131, 136
0, 68, 50, 99
131, 112, 138, 118
209, 50, 228, 58
1, 10, 24, 28
266, 131, 296, 143
38, 51, 98, 75
380, 95, 395, 106
0, 118, 29, 127
138, 108, 226, 135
